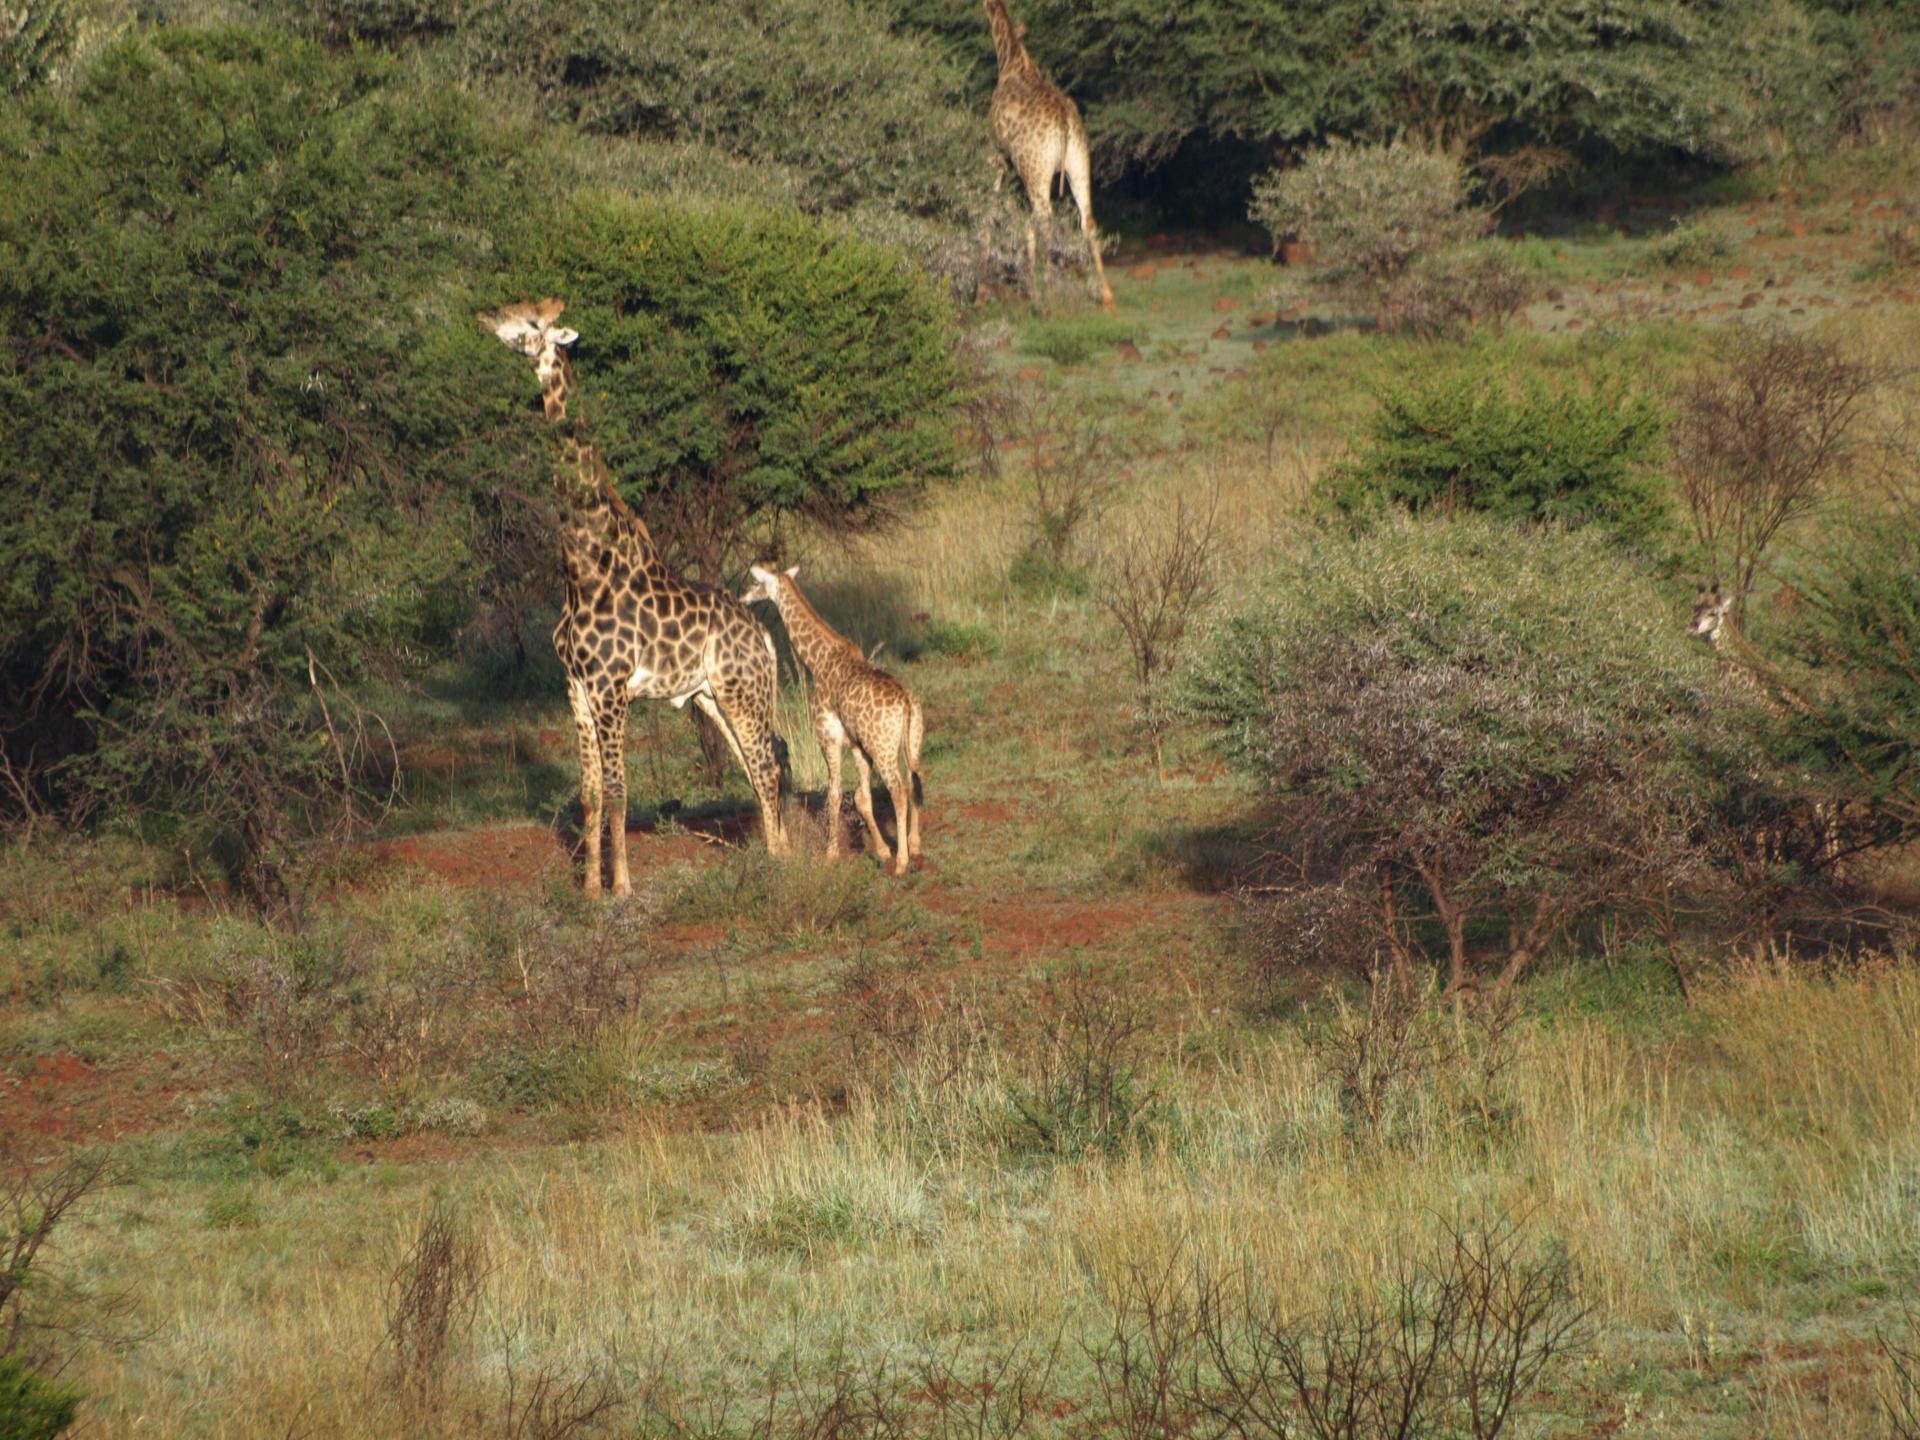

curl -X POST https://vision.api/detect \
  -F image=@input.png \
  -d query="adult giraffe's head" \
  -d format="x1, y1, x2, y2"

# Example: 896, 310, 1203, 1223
477, 297, 578, 422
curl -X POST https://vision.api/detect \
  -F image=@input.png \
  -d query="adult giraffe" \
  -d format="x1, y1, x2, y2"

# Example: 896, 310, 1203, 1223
984, 0, 1114, 309
479, 299, 788, 895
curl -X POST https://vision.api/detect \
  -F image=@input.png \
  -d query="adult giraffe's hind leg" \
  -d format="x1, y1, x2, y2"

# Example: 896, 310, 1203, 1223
566, 676, 605, 895
819, 718, 846, 860
1063, 129, 1114, 309
906, 697, 925, 865
696, 688, 789, 856
871, 746, 913, 877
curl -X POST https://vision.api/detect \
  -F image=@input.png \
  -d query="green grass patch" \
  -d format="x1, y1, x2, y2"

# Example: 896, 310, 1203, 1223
1020, 313, 1142, 366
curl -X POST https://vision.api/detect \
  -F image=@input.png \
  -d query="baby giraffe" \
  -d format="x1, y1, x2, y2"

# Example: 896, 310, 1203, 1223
741, 565, 924, 875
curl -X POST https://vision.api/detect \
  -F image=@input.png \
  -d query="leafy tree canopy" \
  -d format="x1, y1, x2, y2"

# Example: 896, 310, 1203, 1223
889, 0, 1866, 172
495, 194, 964, 578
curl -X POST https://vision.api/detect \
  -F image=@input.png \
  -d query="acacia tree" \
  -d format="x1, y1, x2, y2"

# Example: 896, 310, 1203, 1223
1182, 518, 1741, 989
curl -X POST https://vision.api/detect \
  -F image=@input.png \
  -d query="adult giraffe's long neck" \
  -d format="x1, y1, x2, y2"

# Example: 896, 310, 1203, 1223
983, 0, 1034, 77
539, 351, 659, 562
773, 579, 857, 677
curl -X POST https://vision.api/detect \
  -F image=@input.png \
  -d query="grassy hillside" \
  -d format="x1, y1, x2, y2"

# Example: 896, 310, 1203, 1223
3, 15, 1920, 1438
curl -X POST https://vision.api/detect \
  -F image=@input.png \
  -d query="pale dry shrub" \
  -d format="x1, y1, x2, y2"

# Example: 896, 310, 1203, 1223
1097, 489, 1223, 780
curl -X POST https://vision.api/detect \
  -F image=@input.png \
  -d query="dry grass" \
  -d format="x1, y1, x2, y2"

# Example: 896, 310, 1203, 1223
61, 960, 1920, 1436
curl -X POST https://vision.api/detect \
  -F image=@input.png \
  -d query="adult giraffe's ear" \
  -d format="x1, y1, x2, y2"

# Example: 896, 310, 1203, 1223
785, 565, 800, 580
749, 564, 777, 586
551, 327, 580, 348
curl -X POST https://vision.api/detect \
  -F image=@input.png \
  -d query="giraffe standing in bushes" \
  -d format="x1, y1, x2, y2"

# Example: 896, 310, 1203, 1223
479, 298, 788, 894
740, 564, 924, 876
983, 0, 1114, 310
1689, 578, 1849, 886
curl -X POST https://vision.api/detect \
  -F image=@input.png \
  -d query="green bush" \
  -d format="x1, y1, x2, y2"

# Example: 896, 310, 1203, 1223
1250, 141, 1482, 282
497, 194, 962, 578
1326, 353, 1674, 555
0, 1354, 80, 1440
1649, 218, 1739, 271
0, 29, 548, 904
1770, 517, 1920, 844
1181, 517, 1738, 987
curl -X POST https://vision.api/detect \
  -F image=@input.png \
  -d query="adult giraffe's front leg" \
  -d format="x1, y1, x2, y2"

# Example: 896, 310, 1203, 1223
565, 676, 605, 895
595, 694, 633, 897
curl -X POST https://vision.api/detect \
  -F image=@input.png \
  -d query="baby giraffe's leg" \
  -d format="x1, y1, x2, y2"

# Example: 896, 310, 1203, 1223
848, 747, 892, 869
872, 748, 913, 878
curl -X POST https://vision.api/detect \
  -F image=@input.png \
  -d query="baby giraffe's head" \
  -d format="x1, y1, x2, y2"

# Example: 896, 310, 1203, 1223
740, 563, 800, 607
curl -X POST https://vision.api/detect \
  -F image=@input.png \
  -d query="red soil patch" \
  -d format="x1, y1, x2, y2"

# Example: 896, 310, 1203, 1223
371, 823, 569, 890
0, 1053, 183, 1146
921, 889, 1216, 960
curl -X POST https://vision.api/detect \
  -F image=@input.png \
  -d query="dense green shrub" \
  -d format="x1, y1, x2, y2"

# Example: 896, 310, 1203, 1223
1810, 2, 1920, 138
1182, 517, 1738, 987
0, 29, 547, 903
0, 1355, 79, 1440
496, 194, 962, 578
1326, 354, 1673, 554
1770, 518, 1920, 844
0, 0, 73, 92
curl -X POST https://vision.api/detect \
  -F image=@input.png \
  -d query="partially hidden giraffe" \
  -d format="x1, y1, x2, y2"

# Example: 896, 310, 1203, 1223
1690, 581, 1734, 646
739, 564, 924, 876
479, 298, 788, 895
984, 0, 1114, 310
1689, 578, 1848, 881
